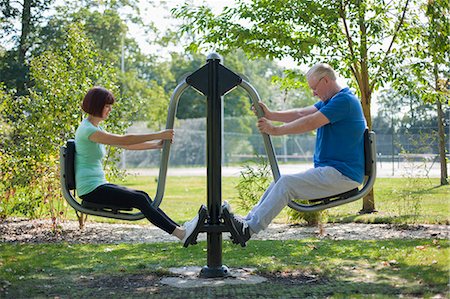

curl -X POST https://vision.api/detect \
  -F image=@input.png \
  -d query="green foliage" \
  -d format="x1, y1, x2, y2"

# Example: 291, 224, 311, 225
287, 204, 328, 227
394, 0, 449, 104
235, 156, 271, 212
173, 0, 411, 94
0, 23, 125, 219
392, 0, 449, 185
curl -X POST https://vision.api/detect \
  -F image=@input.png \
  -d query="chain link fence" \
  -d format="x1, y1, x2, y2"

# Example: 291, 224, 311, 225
121, 119, 448, 169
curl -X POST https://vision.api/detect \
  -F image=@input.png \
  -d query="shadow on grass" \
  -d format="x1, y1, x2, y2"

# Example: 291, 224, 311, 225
0, 239, 448, 298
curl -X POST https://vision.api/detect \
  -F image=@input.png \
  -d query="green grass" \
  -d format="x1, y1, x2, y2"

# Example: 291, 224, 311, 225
74, 176, 449, 225
2, 177, 449, 297
1, 239, 448, 298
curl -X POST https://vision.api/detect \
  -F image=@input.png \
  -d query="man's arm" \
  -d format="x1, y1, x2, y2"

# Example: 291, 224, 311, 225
258, 111, 329, 136
268, 105, 319, 123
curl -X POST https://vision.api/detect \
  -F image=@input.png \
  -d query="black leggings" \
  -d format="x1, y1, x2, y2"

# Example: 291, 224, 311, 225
80, 183, 179, 234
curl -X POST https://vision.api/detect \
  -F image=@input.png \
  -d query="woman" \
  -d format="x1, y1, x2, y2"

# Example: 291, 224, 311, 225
75, 86, 199, 243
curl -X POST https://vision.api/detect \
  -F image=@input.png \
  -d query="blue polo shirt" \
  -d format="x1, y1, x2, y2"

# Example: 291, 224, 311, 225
313, 87, 366, 183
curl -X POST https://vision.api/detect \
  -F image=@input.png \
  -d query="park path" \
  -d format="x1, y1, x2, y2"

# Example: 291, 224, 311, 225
128, 161, 442, 178
1, 218, 448, 244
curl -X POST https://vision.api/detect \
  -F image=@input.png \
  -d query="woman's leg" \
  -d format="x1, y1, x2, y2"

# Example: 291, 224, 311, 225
81, 184, 179, 234
135, 190, 179, 228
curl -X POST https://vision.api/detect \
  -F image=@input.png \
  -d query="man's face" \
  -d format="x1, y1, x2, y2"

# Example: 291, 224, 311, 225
308, 76, 327, 101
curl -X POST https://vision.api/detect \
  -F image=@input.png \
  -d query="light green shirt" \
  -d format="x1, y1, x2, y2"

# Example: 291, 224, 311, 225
74, 118, 108, 196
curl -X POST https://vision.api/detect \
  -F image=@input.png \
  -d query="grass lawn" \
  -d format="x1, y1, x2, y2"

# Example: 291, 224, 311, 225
75, 176, 449, 225
1, 239, 448, 298
1, 177, 449, 298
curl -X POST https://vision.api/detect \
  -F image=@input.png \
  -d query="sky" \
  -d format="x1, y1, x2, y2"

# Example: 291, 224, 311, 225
131, 0, 300, 68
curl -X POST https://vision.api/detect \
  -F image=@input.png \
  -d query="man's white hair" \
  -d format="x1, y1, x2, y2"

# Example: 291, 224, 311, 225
306, 63, 337, 81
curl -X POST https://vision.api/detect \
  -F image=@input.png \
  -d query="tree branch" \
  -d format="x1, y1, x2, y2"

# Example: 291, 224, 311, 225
370, 0, 411, 91
339, 0, 361, 87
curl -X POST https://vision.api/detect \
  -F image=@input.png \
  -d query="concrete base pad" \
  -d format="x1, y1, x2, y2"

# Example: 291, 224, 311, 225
160, 266, 267, 288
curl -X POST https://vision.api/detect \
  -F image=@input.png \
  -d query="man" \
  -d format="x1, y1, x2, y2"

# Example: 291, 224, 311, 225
229, 63, 367, 243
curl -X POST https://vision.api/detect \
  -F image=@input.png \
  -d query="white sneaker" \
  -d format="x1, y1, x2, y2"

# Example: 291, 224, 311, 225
181, 214, 199, 244
222, 200, 231, 213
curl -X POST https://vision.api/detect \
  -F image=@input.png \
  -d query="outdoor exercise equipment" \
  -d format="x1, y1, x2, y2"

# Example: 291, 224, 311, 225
60, 52, 376, 279
244, 84, 377, 213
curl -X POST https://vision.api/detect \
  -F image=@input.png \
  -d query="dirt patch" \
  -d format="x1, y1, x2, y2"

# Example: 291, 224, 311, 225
0, 217, 448, 244
264, 269, 328, 285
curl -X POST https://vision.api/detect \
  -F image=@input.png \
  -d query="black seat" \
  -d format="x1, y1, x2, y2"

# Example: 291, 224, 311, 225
308, 188, 359, 203
64, 139, 133, 213
81, 200, 132, 213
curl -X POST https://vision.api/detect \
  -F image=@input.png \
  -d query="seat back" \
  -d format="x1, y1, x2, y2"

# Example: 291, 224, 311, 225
65, 139, 76, 190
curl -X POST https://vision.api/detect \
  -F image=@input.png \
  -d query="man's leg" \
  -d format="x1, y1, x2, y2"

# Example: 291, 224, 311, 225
244, 181, 276, 221
246, 167, 360, 234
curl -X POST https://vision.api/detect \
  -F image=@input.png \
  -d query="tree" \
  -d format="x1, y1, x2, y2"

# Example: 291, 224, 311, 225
394, 0, 449, 185
173, 0, 413, 213
0, 23, 127, 220
162, 50, 289, 119
34, 1, 171, 129
0, 0, 54, 94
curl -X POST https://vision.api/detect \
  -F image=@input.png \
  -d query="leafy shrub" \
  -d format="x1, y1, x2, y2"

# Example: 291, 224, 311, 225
236, 156, 271, 212
287, 204, 328, 226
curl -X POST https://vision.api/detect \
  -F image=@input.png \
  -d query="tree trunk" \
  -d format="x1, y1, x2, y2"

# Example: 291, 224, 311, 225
357, 6, 376, 214
17, 0, 32, 95
436, 99, 448, 185
360, 91, 376, 213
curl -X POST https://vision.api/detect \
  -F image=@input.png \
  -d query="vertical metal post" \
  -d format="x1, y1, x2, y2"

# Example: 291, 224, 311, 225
185, 53, 241, 277
200, 53, 229, 278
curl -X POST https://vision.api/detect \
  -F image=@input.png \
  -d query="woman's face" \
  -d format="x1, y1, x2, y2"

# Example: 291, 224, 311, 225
101, 104, 113, 119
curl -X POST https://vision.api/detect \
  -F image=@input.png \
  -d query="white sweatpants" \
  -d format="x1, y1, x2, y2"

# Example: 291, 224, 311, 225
245, 166, 361, 234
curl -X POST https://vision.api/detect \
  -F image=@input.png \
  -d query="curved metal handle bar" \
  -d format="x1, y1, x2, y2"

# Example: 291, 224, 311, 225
152, 81, 190, 208
239, 80, 377, 212
59, 147, 146, 220
239, 80, 281, 181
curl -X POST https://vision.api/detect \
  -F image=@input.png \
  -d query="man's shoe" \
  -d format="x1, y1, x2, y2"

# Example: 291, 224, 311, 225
222, 206, 251, 246
230, 213, 251, 243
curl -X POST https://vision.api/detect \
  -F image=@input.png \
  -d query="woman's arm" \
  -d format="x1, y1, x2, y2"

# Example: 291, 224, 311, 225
89, 129, 174, 146
120, 140, 165, 150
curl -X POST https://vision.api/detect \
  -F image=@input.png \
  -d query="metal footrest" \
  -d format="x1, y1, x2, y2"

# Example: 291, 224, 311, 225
222, 206, 247, 247
183, 205, 208, 248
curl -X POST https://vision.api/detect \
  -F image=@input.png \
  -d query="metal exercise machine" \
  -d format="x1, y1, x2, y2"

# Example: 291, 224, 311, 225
60, 52, 376, 279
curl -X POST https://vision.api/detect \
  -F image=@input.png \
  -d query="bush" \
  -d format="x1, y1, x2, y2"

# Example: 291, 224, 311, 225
236, 156, 271, 212
287, 204, 328, 226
